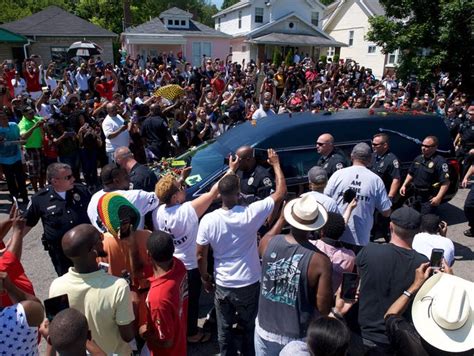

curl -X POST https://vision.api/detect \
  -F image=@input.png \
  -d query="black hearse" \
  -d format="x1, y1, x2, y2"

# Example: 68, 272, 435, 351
179, 109, 459, 202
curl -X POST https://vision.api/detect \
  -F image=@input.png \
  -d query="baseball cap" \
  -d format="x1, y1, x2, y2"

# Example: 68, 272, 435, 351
390, 207, 421, 230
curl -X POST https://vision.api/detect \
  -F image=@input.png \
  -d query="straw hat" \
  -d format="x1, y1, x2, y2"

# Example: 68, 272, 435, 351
283, 194, 328, 231
412, 273, 474, 353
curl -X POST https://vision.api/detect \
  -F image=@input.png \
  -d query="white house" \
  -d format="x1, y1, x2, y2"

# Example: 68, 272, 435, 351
322, 0, 400, 78
213, 0, 346, 64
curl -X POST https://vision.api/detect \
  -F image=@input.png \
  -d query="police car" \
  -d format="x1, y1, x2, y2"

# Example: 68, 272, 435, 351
179, 109, 459, 202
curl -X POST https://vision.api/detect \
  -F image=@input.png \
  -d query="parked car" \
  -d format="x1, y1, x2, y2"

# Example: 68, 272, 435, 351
179, 109, 459, 203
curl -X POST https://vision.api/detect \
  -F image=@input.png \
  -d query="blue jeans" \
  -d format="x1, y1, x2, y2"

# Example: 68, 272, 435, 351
254, 330, 285, 356
215, 282, 260, 356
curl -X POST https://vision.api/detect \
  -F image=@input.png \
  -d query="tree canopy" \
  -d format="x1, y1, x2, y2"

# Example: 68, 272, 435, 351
0, 0, 219, 35
367, 0, 473, 91
221, 0, 239, 10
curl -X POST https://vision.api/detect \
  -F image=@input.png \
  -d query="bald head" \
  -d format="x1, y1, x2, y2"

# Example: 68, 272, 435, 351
236, 145, 256, 172
114, 146, 133, 165
316, 133, 335, 156
62, 224, 101, 259
150, 103, 161, 116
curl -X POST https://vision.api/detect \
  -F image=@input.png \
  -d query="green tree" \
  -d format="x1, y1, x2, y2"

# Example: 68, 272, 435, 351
320, 0, 336, 5
272, 47, 282, 66
284, 49, 293, 66
221, 0, 239, 9
367, 0, 473, 92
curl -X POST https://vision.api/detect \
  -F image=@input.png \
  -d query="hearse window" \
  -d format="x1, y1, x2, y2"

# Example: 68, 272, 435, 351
276, 146, 317, 179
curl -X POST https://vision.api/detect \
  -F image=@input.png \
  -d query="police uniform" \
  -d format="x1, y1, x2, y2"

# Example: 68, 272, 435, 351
457, 120, 474, 174
25, 183, 91, 276
129, 162, 158, 192
370, 151, 401, 240
444, 116, 462, 139
407, 153, 450, 214
317, 149, 349, 178
370, 151, 401, 193
236, 165, 274, 203
463, 167, 474, 236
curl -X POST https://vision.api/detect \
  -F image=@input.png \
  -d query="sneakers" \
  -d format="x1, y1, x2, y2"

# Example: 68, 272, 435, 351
463, 229, 474, 237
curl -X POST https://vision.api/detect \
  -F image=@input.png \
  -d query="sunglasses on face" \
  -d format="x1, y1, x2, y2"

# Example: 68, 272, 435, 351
316, 142, 328, 146
372, 142, 384, 147
56, 174, 73, 180
421, 144, 435, 148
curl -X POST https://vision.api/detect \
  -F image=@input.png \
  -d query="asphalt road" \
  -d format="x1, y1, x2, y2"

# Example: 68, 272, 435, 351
0, 184, 472, 355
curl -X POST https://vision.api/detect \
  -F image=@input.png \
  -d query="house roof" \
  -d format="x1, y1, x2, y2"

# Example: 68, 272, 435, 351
213, 0, 252, 18
159, 7, 193, 18
323, 0, 385, 31
249, 33, 347, 47
125, 17, 231, 38
247, 12, 333, 40
0, 28, 27, 43
0, 6, 116, 37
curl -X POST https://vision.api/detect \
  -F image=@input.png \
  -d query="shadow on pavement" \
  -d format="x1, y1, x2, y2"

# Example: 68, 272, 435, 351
453, 241, 474, 262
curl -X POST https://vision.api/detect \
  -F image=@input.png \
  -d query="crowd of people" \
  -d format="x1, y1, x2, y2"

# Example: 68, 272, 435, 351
0, 51, 473, 356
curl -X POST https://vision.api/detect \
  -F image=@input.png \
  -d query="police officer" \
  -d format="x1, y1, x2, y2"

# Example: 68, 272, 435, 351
455, 105, 474, 175
22, 163, 91, 275
400, 136, 450, 215
114, 146, 158, 192
316, 133, 349, 178
235, 145, 274, 202
370, 133, 401, 240
370, 133, 401, 198
444, 106, 462, 139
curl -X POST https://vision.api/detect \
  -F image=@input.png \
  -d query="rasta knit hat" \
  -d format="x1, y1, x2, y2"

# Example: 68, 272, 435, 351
97, 192, 140, 237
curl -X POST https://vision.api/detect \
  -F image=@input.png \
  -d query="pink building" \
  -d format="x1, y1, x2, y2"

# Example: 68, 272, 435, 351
121, 7, 231, 66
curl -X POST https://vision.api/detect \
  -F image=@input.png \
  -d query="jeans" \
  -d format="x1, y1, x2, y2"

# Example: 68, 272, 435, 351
215, 282, 260, 356
1, 160, 28, 199
187, 268, 202, 337
79, 149, 98, 187
254, 330, 285, 356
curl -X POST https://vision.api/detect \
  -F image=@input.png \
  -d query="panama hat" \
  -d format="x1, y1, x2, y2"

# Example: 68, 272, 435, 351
283, 194, 328, 231
412, 273, 474, 353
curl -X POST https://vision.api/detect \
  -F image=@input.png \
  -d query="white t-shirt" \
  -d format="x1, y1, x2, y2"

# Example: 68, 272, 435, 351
102, 114, 130, 153
88, 189, 159, 232
412, 232, 455, 266
324, 165, 391, 246
75, 72, 90, 91
11, 77, 27, 97
153, 202, 199, 270
252, 107, 276, 120
197, 196, 275, 288
302, 191, 341, 214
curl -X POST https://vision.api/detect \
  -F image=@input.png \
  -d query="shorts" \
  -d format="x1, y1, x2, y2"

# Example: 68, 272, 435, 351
24, 148, 44, 178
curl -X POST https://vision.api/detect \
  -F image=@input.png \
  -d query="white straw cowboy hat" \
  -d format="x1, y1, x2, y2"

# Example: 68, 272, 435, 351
283, 194, 328, 231
412, 272, 474, 353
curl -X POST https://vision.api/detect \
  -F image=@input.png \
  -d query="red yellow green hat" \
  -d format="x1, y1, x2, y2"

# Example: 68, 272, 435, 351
97, 192, 140, 237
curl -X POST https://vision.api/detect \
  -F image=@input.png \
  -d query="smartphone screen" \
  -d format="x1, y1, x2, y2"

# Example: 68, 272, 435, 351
343, 189, 357, 203
341, 272, 359, 301
44, 294, 69, 321
12, 196, 19, 210
430, 249, 444, 269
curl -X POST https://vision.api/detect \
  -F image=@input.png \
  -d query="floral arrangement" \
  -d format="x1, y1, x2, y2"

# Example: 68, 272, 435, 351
149, 158, 186, 178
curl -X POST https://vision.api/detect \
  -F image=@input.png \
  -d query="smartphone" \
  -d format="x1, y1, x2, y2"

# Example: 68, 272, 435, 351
430, 248, 444, 269
12, 196, 19, 210
341, 272, 359, 301
343, 188, 357, 203
44, 294, 69, 321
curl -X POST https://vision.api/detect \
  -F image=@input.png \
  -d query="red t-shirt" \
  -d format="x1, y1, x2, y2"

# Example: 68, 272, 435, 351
23, 69, 41, 92
211, 77, 225, 95
96, 80, 115, 101
144, 257, 188, 356
0, 251, 35, 306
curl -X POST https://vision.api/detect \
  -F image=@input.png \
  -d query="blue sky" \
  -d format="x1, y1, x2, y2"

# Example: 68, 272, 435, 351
211, 0, 224, 9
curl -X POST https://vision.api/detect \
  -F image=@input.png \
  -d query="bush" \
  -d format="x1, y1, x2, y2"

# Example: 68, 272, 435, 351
284, 49, 294, 66
319, 55, 327, 64
272, 48, 282, 67
333, 55, 340, 63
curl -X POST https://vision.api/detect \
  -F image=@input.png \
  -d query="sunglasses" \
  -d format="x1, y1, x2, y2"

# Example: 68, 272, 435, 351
372, 142, 384, 147
316, 142, 328, 146
421, 144, 435, 148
